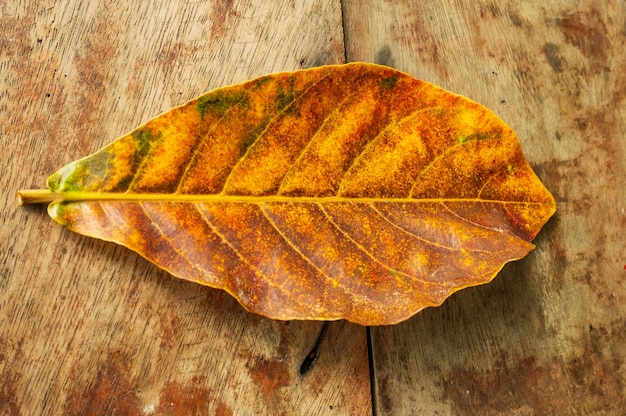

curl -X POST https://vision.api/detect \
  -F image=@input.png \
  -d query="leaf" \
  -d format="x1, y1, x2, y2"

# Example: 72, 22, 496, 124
18, 63, 555, 325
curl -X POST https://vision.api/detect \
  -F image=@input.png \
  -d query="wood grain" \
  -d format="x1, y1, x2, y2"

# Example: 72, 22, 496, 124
1, 1, 370, 415
344, 0, 626, 414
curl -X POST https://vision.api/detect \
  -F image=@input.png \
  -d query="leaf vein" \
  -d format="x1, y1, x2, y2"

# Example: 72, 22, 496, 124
440, 202, 507, 234
124, 130, 158, 193
193, 203, 291, 296
137, 202, 197, 269
477, 170, 505, 199
317, 203, 435, 287
276, 91, 359, 195
259, 203, 347, 292
369, 203, 491, 254
409, 131, 500, 197
175, 95, 248, 193
338, 106, 441, 196
98, 151, 115, 192
97, 200, 118, 226
221, 73, 331, 193
49, 192, 545, 206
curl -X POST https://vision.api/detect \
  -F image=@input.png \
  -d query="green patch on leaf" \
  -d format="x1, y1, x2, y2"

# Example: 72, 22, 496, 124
380, 75, 399, 91
249, 75, 272, 91
132, 129, 153, 167
458, 130, 502, 145
47, 150, 111, 193
275, 77, 297, 112
197, 90, 247, 119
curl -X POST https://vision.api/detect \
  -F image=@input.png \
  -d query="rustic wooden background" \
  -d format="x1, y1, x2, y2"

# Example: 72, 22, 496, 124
1, 0, 624, 414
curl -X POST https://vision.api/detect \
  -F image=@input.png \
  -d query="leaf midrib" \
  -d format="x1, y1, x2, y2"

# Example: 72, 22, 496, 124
42, 191, 543, 205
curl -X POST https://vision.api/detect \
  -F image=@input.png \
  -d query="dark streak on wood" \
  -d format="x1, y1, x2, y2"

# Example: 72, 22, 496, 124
299, 321, 328, 375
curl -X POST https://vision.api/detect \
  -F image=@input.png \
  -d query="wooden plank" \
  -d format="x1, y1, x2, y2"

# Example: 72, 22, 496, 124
343, 0, 626, 414
0, 1, 372, 415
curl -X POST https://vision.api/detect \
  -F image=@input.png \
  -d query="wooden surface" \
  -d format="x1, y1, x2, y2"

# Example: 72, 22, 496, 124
1, 0, 624, 415
1, 2, 369, 415
345, 0, 626, 414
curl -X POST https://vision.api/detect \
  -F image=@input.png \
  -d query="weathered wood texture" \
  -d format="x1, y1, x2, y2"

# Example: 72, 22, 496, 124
3, 0, 625, 415
344, 0, 626, 414
1, 1, 371, 415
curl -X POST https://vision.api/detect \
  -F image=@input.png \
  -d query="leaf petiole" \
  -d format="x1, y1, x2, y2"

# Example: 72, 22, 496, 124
17, 189, 61, 205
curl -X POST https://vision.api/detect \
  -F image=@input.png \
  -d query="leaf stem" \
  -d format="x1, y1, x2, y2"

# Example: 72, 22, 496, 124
17, 189, 60, 205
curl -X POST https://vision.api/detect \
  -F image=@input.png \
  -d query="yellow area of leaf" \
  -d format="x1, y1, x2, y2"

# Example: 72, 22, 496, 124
19, 63, 555, 325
